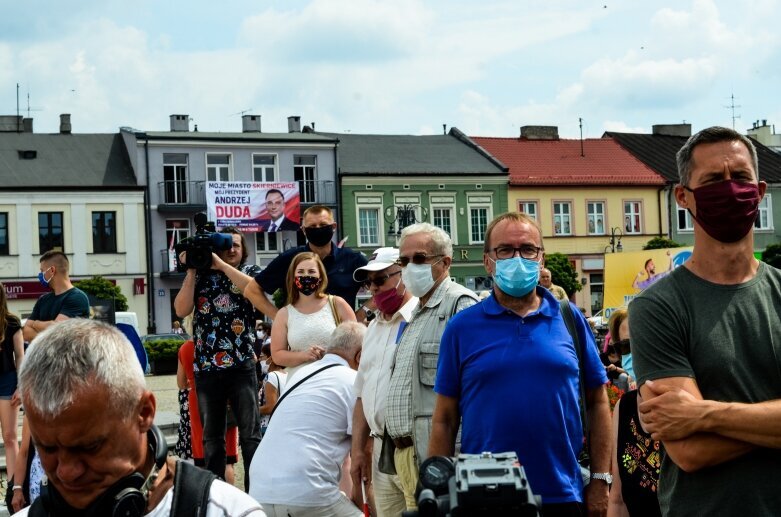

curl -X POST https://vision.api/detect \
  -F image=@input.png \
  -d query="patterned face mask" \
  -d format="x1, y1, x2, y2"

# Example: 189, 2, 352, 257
295, 275, 321, 296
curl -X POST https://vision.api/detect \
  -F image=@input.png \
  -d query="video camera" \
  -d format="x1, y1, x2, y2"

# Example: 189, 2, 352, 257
402, 452, 541, 517
174, 213, 234, 272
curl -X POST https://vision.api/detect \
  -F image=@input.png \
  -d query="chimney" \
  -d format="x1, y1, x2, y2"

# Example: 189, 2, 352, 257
520, 125, 559, 140
59, 114, 71, 134
170, 114, 189, 132
762, 119, 767, 126
652, 124, 691, 137
22, 117, 33, 133
242, 114, 261, 133
287, 115, 301, 133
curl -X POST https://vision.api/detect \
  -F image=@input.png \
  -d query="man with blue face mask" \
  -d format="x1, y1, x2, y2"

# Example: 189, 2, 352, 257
23, 251, 90, 343
429, 212, 611, 517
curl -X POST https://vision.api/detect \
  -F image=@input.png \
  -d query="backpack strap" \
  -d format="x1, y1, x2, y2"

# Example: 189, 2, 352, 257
559, 299, 590, 455
171, 459, 217, 517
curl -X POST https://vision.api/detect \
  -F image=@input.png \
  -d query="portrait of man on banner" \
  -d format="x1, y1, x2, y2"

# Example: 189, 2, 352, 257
260, 188, 300, 232
206, 181, 301, 233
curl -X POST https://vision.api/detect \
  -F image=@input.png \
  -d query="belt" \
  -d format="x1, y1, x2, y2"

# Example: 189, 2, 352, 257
370, 431, 384, 440
392, 435, 414, 450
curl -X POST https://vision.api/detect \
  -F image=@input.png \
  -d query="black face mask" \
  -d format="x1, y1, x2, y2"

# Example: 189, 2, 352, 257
305, 225, 334, 247
614, 339, 631, 355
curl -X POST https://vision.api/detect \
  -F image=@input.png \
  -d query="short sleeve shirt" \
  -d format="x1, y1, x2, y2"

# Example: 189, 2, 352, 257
30, 287, 90, 321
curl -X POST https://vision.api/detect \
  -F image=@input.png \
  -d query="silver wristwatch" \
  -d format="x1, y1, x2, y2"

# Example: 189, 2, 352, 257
591, 472, 613, 484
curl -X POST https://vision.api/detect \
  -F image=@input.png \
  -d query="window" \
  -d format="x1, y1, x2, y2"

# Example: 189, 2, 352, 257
256, 232, 280, 253
39, 212, 63, 253
165, 220, 190, 271
92, 211, 117, 253
433, 208, 453, 236
206, 154, 231, 182
294, 156, 317, 203
553, 202, 572, 235
677, 206, 694, 231
587, 202, 605, 235
755, 194, 773, 230
253, 154, 277, 182
518, 201, 538, 221
163, 153, 188, 203
470, 208, 489, 243
0, 213, 7, 255
624, 201, 642, 234
358, 208, 380, 246
590, 273, 604, 315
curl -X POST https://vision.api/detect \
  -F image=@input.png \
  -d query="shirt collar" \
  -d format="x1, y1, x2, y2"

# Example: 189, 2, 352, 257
482, 286, 560, 318
321, 353, 349, 367
421, 276, 452, 309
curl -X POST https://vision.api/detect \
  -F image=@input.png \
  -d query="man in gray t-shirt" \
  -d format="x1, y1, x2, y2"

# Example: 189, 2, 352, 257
631, 127, 781, 516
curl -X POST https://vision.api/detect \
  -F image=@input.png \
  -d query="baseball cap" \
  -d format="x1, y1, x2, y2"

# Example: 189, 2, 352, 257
353, 247, 400, 281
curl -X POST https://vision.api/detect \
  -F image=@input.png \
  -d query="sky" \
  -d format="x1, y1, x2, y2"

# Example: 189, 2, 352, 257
1, 0, 779, 138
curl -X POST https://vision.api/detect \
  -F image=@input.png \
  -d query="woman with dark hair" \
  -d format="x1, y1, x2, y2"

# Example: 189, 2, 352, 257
270, 252, 355, 381
0, 283, 23, 488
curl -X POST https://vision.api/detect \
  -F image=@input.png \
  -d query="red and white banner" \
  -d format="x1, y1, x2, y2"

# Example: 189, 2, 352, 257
205, 181, 300, 233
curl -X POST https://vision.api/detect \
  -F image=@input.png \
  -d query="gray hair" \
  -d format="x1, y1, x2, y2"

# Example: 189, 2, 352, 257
676, 126, 758, 186
326, 321, 365, 355
19, 319, 146, 420
399, 222, 453, 258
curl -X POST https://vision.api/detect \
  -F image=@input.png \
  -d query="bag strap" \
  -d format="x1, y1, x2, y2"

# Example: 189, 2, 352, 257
328, 295, 341, 326
559, 299, 590, 451
269, 363, 340, 423
171, 459, 216, 517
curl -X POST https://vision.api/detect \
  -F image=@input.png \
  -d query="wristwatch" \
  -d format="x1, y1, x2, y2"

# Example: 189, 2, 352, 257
591, 472, 613, 484
359, 305, 376, 321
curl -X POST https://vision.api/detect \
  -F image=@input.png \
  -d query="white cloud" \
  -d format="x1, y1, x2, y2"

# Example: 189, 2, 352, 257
602, 120, 648, 134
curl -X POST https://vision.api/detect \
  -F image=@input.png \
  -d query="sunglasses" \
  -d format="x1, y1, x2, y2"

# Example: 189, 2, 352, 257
363, 270, 402, 288
396, 253, 444, 267
614, 339, 631, 354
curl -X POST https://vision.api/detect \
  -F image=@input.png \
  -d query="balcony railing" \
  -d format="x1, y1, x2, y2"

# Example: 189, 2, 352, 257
159, 249, 184, 277
298, 180, 336, 205
157, 180, 206, 207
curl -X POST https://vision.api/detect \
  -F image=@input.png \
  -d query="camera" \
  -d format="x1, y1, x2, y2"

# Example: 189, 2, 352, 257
174, 213, 234, 272
403, 452, 541, 517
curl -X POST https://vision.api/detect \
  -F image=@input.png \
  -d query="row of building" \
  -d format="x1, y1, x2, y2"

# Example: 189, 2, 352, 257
2, 113, 780, 332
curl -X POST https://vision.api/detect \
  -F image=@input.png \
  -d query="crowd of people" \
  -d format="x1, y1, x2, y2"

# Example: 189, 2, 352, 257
2, 126, 780, 517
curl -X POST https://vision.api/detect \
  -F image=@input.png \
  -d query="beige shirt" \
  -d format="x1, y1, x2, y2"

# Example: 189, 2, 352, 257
353, 296, 418, 435
548, 283, 569, 301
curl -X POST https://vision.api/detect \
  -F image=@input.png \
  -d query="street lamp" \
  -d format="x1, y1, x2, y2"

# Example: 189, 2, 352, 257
386, 204, 428, 239
607, 227, 623, 253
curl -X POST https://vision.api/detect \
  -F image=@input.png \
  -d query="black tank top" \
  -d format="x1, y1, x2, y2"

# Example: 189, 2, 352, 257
616, 390, 662, 517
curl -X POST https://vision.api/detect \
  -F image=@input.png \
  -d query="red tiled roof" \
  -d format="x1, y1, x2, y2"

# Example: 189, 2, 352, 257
471, 137, 666, 186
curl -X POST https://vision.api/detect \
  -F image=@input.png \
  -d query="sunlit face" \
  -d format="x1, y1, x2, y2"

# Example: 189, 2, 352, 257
366, 265, 403, 296
266, 192, 285, 219
539, 270, 552, 287
302, 210, 335, 232
399, 232, 450, 287
218, 234, 243, 268
27, 386, 154, 509
295, 259, 320, 279
482, 219, 543, 277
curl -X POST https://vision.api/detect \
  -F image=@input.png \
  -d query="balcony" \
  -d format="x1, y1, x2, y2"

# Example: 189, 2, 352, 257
159, 249, 185, 279
157, 180, 206, 213
298, 180, 336, 206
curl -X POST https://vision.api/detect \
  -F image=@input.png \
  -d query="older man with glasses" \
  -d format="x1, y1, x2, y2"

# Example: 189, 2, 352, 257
380, 224, 478, 511
428, 212, 611, 517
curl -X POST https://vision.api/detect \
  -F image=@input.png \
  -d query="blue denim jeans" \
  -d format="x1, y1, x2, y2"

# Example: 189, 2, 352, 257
195, 364, 261, 491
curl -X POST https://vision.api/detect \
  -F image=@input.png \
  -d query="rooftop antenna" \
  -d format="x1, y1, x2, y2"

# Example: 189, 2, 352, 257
16, 83, 20, 132
579, 117, 585, 157
725, 92, 741, 130
230, 108, 253, 117
25, 91, 43, 118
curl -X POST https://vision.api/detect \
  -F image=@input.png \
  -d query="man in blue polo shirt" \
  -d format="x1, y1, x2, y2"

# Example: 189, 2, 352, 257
428, 212, 611, 517
244, 205, 368, 317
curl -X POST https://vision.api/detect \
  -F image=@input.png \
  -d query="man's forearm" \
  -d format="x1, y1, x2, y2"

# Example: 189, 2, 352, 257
351, 399, 371, 456
221, 264, 254, 292
244, 281, 278, 319
427, 422, 457, 458
702, 398, 781, 448
587, 387, 612, 473
663, 432, 755, 473
174, 272, 196, 318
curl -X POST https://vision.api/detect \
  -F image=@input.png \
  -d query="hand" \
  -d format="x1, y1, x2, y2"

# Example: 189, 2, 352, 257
178, 250, 187, 266
12, 489, 27, 513
304, 346, 325, 362
211, 252, 228, 271
606, 364, 617, 373
10, 389, 20, 408
584, 479, 608, 516
350, 449, 369, 508
638, 380, 707, 440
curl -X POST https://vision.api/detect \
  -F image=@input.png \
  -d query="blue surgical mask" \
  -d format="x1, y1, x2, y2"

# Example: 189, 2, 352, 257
38, 267, 54, 288
491, 257, 539, 298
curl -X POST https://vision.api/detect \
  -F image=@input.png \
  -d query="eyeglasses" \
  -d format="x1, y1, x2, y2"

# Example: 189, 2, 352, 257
363, 270, 402, 288
396, 253, 444, 267
491, 245, 544, 260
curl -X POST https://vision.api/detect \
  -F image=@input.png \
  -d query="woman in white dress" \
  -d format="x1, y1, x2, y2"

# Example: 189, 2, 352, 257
270, 252, 356, 382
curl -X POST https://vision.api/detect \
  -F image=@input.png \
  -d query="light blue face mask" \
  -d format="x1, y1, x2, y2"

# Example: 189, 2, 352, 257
492, 256, 540, 298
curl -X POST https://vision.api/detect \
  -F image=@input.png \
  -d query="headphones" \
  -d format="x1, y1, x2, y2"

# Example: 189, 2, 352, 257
35, 425, 168, 517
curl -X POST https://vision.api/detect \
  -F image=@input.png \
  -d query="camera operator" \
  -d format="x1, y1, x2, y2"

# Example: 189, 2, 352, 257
174, 226, 262, 491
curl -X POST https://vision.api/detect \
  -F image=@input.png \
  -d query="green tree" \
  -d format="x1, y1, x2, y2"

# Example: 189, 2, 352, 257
643, 237, 683, 250
761, 243, 781, 269
73, 276, 129, 311
545, 252, 582, 296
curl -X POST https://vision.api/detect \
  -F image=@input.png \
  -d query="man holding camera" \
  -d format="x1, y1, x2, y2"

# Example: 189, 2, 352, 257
174, 227, 262, 489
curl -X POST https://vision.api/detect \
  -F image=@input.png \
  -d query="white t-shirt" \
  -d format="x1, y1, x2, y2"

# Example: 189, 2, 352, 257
249, 354, 356, 507
15, 479, 265, 517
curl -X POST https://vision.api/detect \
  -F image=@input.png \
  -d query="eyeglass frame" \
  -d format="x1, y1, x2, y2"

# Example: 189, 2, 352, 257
489, 245, 544, 260
362, 270, 402, 288
395, 253, 445, 268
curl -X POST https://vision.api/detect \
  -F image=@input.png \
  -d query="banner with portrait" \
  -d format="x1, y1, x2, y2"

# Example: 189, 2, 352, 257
603, 247, 693, 310
205, 181, 301, 232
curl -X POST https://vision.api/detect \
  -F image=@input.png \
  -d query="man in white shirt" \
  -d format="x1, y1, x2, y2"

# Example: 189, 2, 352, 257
349, 247, 417, 517
249, 322, 365, 517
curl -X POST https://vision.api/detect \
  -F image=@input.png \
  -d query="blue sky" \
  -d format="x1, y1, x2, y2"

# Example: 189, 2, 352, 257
1, 0, 779, 137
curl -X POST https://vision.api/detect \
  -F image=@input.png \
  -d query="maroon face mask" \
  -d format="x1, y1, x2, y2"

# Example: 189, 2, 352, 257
373, 282, 405, 315
685, 180, 761, 243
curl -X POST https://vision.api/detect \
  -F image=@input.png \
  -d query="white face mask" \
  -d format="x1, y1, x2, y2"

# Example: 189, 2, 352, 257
260, 360, 270, 374
402, 263, 437, 298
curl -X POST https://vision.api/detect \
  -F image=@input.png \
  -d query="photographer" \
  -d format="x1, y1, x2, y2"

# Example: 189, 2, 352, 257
174, 226, 262, 490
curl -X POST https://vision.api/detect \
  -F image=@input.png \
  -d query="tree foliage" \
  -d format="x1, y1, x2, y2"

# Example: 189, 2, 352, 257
643, 237, 683, 250
545, 252, 582, 296
73, 276, 129, 311
762, 243, 781, 269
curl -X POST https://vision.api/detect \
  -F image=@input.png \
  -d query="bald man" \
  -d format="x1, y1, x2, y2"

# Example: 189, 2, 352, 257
540, 268, 568, 301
